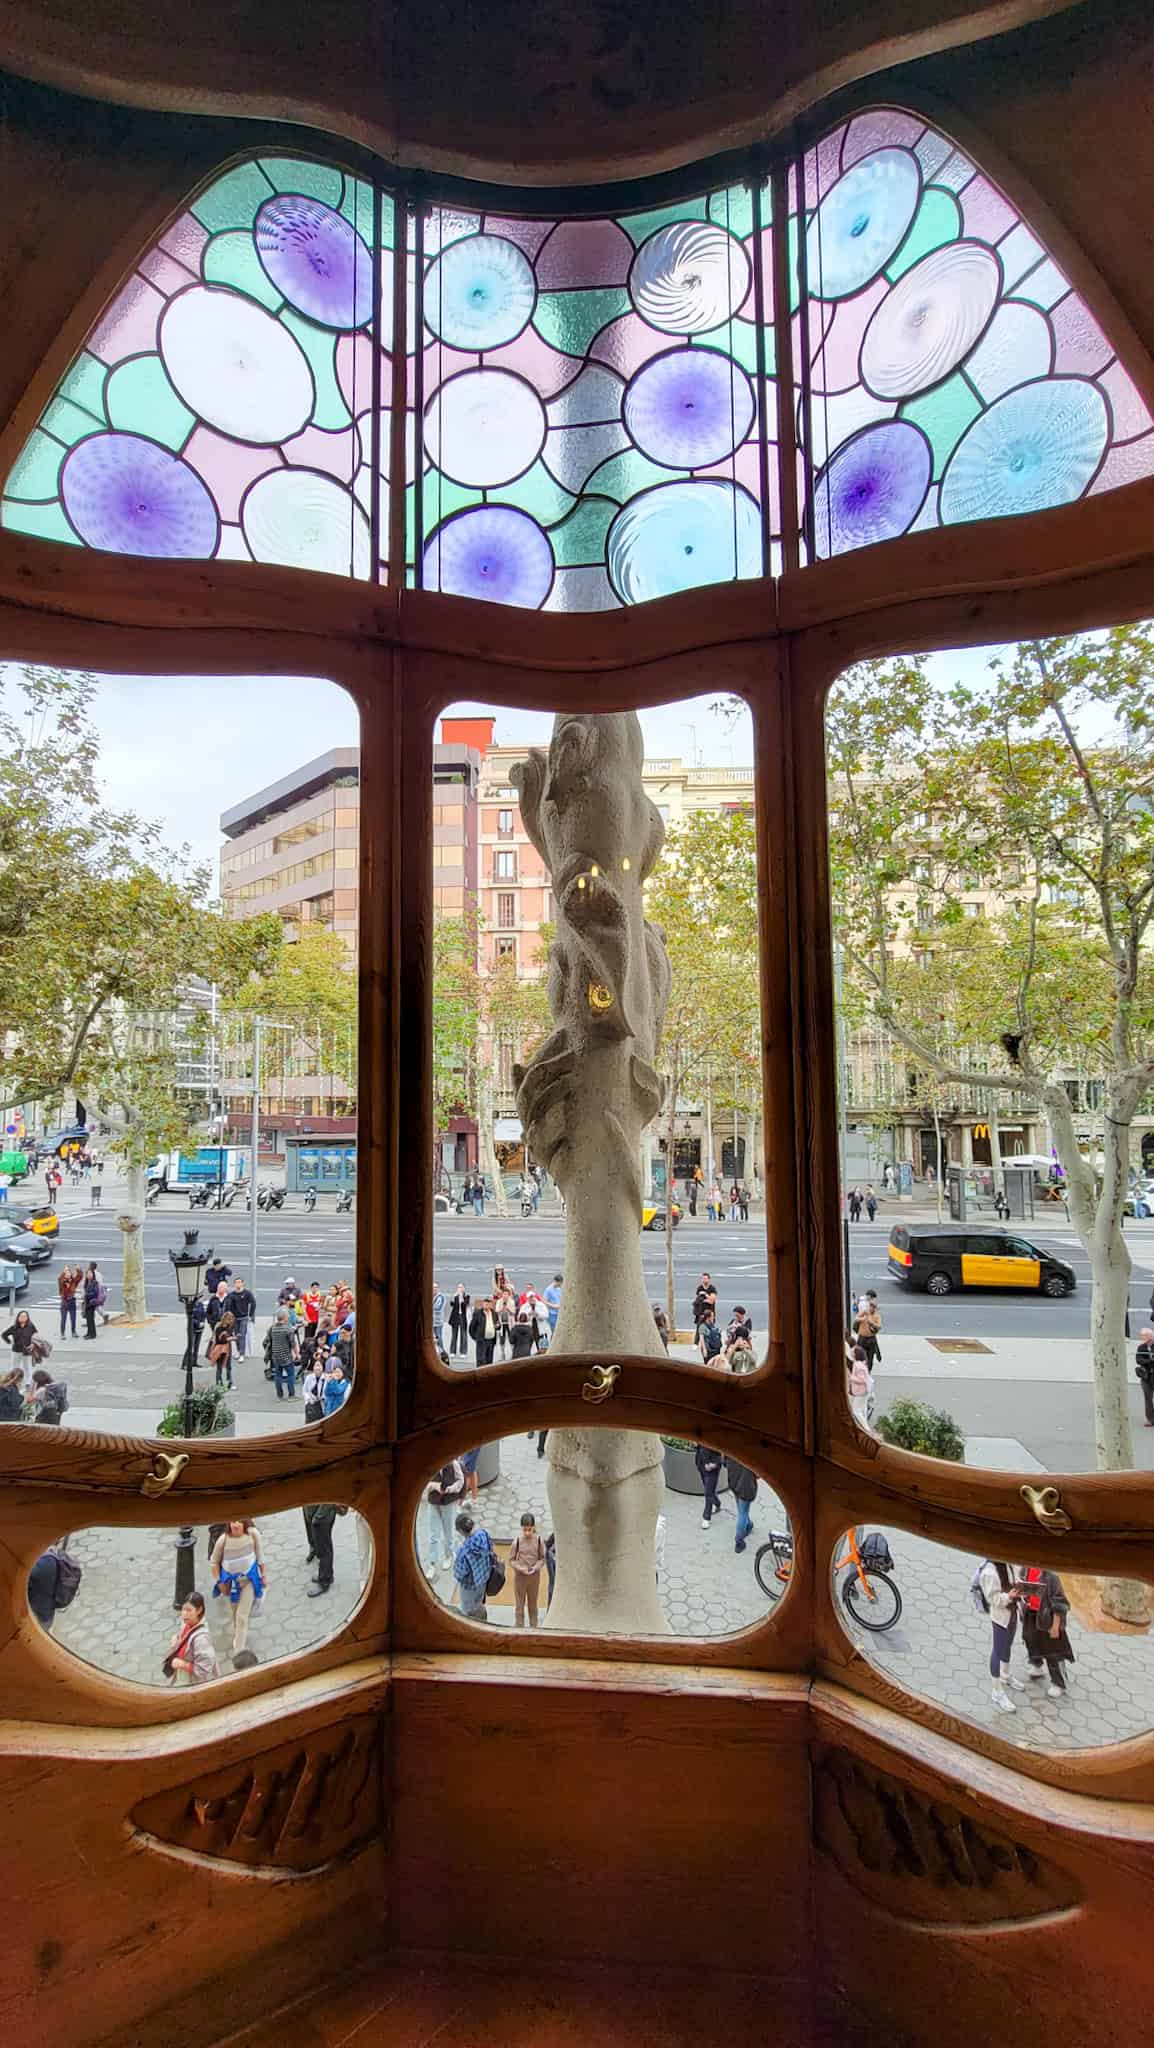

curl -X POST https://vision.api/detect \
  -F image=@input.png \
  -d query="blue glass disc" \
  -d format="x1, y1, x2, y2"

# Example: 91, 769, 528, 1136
807, 149, 922, 301
624, 348, 755, 469
940, 376, 1109, 525
423, 504, 554, 608
424, 234, 536, 352
606, 479, 761, 604
812, 420, 931, 557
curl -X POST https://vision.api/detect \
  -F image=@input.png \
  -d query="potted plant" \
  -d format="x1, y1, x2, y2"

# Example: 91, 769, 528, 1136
875, 1398, 964, 1462
156, 1384, 235, 1439
661, 1434, 700, 1494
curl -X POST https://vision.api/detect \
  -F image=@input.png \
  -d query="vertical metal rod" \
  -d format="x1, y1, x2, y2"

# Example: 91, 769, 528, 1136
749, 169, 773, 580
769, 159, 801, 575
833, 939, 853, 1326
387, 183, 410, 590
368, 179, 385, 582
793, 146, 817, 564
249, 1016, 262, 1297
411, 199, 426, 589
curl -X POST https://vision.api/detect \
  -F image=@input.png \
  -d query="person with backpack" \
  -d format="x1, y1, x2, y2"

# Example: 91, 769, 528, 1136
973, 1559, 1026, 1715
1136, 1325, 1154, 1425
453, 1512, 496, 1621
264, 1310, 299, 1400
695, 1442, 725, 1529
29, 1367, 68, 1423
508, 1510, 547, 1627
852, 1294, 881, 1368
164, 1590, 220, 1685
27, 1544, 82, 1631
423, 1457, 466, 1574
726, 1453, 758, 1553
698, 1309, 724, 1367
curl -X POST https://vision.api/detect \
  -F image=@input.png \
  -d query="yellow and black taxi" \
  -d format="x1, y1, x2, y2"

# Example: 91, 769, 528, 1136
4, 1203, 60, 1239
887, 1224, 1076, 1298
642, 1200, 682, 1231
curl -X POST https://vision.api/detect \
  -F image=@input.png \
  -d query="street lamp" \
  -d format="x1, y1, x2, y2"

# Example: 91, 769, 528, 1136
168, 1228, 211, 1610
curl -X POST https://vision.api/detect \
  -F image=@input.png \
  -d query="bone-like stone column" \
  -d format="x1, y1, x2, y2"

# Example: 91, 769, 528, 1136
513, 712, 671, 1635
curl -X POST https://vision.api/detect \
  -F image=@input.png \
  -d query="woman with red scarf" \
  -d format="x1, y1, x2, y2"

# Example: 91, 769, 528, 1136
1018, 1566, 1075, 1697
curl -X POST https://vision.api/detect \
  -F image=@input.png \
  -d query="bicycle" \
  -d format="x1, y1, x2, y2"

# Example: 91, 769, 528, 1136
753, 1524, 902, 1633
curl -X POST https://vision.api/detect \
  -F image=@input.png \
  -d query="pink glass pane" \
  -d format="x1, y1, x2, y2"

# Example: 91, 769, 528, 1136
483, 216, 553, 259
959, 175, 1018, 248
810, 276, 889, 396
183, 427, 281, 523
87, 275, 166, 366
696, 440, 763, 497
589, 313, 672, 380
1050, 294, 1115, 378
1088, 434, 1154, 494
335, 332, 378, 413
803, 129, 845, 210
486, 325, 577, 399
158, 212, 209, 272
139, 247, 200, 295
1099, 358, 1154, 441
282, 422, 362, 481
535, 219, 633, 290
840, 109, 926, 170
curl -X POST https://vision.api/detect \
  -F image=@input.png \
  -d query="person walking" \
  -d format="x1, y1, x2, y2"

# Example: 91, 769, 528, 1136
692, 1273, 718, 1330
847, 1186, 863, 1222
164, 1592, 220, 1686
865, 1185, 878, 1222
303, 1503, 346, 1598
57, 1265, 82, 1340
432, 1280, 447, 1356
696, 1442, 724, 1529
711, 1180, 724, 1223
210, 1518, 266, 1657
544, 1274, 563, 1337
208, 1310, 236, 1390
726, 1453, 758, 1554
686, 1174, 698, 1219
508, 1511, 547, 1628
652, 1302, 670, 1351
847, 1342, 874, 1429
81, 1264, 103, 1340
266, 1310, 299, 1400
851, 1294, 881, 1369
206, 1258, 233, 1299
472, 1175, 485, 1218
1136, 1326, 1154, 1425
459, 1445, 481, 1504
738, 1182, 751, 1222
225, 1278, 256, 1359
453, 1512, 495, 1621
729, 1182, 741, 1222
189, 1291, 207, 1369
469, 1296, 496, 1367
1018, 1566, 1075, 1697
423, 1457, 466, 1574
448, 1284, 471, 1356
977, 1560, 1025, 1716
698, 1309, 723, 1367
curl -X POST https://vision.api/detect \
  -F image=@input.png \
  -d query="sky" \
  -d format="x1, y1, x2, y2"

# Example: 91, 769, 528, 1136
4, 640, 1006, 876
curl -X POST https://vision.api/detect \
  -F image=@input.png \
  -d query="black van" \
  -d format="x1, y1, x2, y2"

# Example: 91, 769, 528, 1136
887, 1224, 1076, 1298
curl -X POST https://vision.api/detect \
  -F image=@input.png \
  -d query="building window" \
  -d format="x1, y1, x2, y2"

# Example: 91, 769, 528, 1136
494, 850, 516, 880
496, 936, 516, 963
498, 808, 514, 837
497, 892, 516, 929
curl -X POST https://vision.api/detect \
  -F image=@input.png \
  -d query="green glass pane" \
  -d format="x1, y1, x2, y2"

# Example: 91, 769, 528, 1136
58, 354, 107, 423
259, 157, 344, 205
533, 287, 631, 359
405, 480, 417, 562
887, 187, 962, 283
203, 230, 283, 312
900, 371, 982, 480
787, 214, 800, 315
41, 397, 105, 447
549, 493, 616, 566
339, 179, 375, 245
2, 496, 79, 545
279, 309, 350, 430
422, 474, 477, 536
584, 445, 670, 503
617, 197, 708, 247
106, 355, 196, 452
501, 459, 575, 526
190, 161, 276, 234
380, 195, 396, 253
708, 187, 756, 240
5, 428, 66, 501
692, 320, 763, 376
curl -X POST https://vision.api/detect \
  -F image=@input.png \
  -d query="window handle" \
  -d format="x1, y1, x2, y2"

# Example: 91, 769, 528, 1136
1020, 1483, 1072, 1534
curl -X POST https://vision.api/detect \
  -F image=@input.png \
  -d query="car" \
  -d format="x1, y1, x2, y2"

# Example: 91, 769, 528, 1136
0, 1256, 28, 1297
642, 1201, 682, 1232
2, 1203, 59, 1238
0, 1219, 53, 1267
887, 1224, 1075, 1298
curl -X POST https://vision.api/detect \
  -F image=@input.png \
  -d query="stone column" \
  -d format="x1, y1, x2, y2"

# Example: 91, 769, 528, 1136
513, 713, 671, 1636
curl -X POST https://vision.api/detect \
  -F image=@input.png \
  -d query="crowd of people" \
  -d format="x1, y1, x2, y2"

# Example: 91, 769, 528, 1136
435, 1268, 563, 1365
186, 1267, 355, 1414
682, 1167, 753, 1221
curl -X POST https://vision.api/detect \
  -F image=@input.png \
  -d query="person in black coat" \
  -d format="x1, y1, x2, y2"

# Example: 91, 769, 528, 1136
509, 1312, 535, 1360
1018, 1566, 1076, 1696
725, 1454, 758, 1553
448, 1284, 471, 1356
695, 1442, 724, 1529
1137, 1326, 1154, 1425
468, 1298, 496, 1367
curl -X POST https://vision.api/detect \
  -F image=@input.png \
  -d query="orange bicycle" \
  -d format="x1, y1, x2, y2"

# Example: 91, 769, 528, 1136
753, 1524, 902, 1632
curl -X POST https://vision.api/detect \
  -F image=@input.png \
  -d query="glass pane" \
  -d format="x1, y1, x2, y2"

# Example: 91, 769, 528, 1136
411, 184, 775, 607
0, 665, 359, 1440
3, 158, 392, 581
33, 1509, 372, 1685
416, 1426, 789, 1637
833, 1527, 1154, 1751
797, 107, 1154, 558
433, 695, 766, 1369
827, 626, 1154, 1485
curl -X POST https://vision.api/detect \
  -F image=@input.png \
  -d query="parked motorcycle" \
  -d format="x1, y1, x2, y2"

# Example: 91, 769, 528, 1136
335, 1187, 354, 1214
303, 1186, 317, 1212
221, 1181, 246, 1209
188, 1184, 212, 1209
257, 1184, 286, 1212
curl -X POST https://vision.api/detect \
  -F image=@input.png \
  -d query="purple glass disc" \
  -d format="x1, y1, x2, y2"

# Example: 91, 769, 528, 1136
61, 431, 219, 557
812, 420, 931, 557
624, 347, 755, 469
423, 505, 553, 609
255, 196, 373, 330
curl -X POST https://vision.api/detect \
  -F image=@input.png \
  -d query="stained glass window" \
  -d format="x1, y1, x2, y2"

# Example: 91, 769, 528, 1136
411, 186, 776, 609
797, 107, 1154, 557
2, 157, 392, 579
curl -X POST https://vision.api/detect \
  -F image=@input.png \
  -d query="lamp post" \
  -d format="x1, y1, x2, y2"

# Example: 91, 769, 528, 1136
168, 1228, 211, 1610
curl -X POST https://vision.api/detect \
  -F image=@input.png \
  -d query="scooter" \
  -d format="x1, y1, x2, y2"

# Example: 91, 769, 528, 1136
264, 1185, 286, 1212
335, 1187, 354, 1214
303, 1186, 317, 1212
188, 1184, 212, 1209
221, 1181, 245, 1209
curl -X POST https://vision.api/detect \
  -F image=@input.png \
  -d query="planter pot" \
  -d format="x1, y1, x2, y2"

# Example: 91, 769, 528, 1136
476, 1440, 502, 1487
663, 1445, 700, 1495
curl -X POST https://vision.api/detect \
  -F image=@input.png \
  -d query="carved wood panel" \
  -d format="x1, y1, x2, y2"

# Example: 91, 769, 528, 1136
131, 1715, 381, 1874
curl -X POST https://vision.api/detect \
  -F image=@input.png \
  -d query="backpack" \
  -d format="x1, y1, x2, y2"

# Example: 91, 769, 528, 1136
701, 1322, 722, 1359
857, 1531, 894, 1574
970, 1562, 990, 1615
484, 1536, 505, 1599
51, 1549, 83, 1609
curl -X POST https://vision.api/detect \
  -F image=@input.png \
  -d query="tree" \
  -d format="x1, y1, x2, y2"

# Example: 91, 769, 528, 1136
645, 808, 761, 1326
430, 911, 550, 1215
228, 923, 357, 1115
829, 628, 1154, 1619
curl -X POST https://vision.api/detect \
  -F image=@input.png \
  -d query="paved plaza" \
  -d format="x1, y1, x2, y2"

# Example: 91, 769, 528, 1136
51, 1505, 372, 1687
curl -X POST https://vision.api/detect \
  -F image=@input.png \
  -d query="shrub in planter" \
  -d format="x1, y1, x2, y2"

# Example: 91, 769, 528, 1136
157, 1385, 235, 1438
660, 1436, 696, 1452
661, 1435, 701, 1494
876, 1398, 964, 1462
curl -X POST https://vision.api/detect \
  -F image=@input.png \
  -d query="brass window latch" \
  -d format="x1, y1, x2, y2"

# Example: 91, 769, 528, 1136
141, 1451, 190, 1497
582, 1364, 621, 1404
1020, 1483, 1072, 1533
